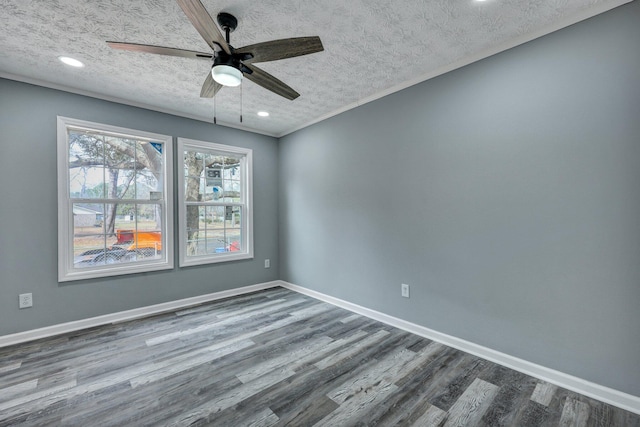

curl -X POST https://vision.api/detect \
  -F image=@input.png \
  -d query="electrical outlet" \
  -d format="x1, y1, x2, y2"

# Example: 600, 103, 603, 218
401, 284, 410, 298
19, 293, 33, 309
264, 259, 270, 268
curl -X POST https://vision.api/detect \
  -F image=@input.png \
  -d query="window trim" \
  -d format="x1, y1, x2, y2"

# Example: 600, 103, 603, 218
177, 137, 253, 267
57, 116, 174, 282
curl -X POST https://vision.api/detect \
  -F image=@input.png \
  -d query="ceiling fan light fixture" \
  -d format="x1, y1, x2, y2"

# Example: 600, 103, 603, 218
212, 64, 242, 87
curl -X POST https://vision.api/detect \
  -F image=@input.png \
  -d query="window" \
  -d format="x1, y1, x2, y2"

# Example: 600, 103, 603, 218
57, 117, 173, 281
177, 138, 253, 266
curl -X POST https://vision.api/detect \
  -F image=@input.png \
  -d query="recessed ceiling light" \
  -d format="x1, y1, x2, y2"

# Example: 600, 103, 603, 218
257, 111, 270, 117
58, 56, 84, 68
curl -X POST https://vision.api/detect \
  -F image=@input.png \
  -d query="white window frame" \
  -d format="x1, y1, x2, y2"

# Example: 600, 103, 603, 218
57, 116, 174, 282
177, 137, 253, 267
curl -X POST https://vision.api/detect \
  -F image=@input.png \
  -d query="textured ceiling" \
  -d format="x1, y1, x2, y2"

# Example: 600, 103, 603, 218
0, 0, 631, 137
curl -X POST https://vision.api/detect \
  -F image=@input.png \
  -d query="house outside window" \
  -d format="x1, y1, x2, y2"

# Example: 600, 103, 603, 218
177, 138, 253, 267
57, 117, 173, 281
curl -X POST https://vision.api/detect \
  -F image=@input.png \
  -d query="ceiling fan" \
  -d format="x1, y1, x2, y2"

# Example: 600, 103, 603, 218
107, 0, 323, 100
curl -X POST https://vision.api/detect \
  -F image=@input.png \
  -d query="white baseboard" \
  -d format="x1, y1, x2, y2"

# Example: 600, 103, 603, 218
0, 281, 281, 348
279, 280, 640, 415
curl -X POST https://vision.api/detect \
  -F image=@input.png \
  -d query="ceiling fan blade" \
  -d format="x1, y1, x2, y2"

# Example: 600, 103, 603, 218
200, 72, 223, 97
175, 0, 230, 54
107, 41, 213, 59
236, 37, 324, 64
243, 64, 300, 100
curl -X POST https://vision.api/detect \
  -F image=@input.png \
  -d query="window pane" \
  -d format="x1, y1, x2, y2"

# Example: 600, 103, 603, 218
199, 205, 212, 225
184, 151, 204, 179
203, 180, 221, 202
222, 179, 241, 203
73, 203, 109, 264
183, 151, 204, 205
210, 206, 225, 228
186, 204, 201, 230
204, 157, 223, 202
130, 204, 162, 260
136, 203, 162, 231
100, 138, 134, 200
211, 229, 228, 253
68, 131, 105, 199
186, 229, 202, 256
72, 199, 122, 267
225, 229, 242, 252
73, 234, 107, 259
183, 176, 204, 202
73, 203, 105, 234
74, 242, 120, 268
223, 157, 242, 203
185, 204, 203, 256
70, 167, 105, 199
136, 169, 161, 201
136, 141, 163, 200
115, 170, 136, 198
187, 228, 226, 255
226, 206, 242, 228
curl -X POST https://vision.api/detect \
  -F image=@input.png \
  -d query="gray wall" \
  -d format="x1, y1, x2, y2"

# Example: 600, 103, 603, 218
0, 79, 279, 336
279, 1, 640, 396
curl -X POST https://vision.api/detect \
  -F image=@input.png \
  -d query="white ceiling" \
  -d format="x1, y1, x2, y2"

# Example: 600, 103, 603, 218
0, 0, 631, 137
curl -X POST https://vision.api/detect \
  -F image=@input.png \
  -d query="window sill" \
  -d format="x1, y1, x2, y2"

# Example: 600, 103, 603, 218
59, 260, 173, 282
179, 252, 253, 268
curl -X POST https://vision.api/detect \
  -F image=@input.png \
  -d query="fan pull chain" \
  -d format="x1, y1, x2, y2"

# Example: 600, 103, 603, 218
240, 84, 243, 123
213, 95, 217, 124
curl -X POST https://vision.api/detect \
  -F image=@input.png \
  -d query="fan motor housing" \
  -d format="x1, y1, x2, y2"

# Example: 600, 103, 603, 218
214, 51, 243, 69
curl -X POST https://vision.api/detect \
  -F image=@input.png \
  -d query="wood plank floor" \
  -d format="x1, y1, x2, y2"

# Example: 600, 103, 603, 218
1, 287, 638, 426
